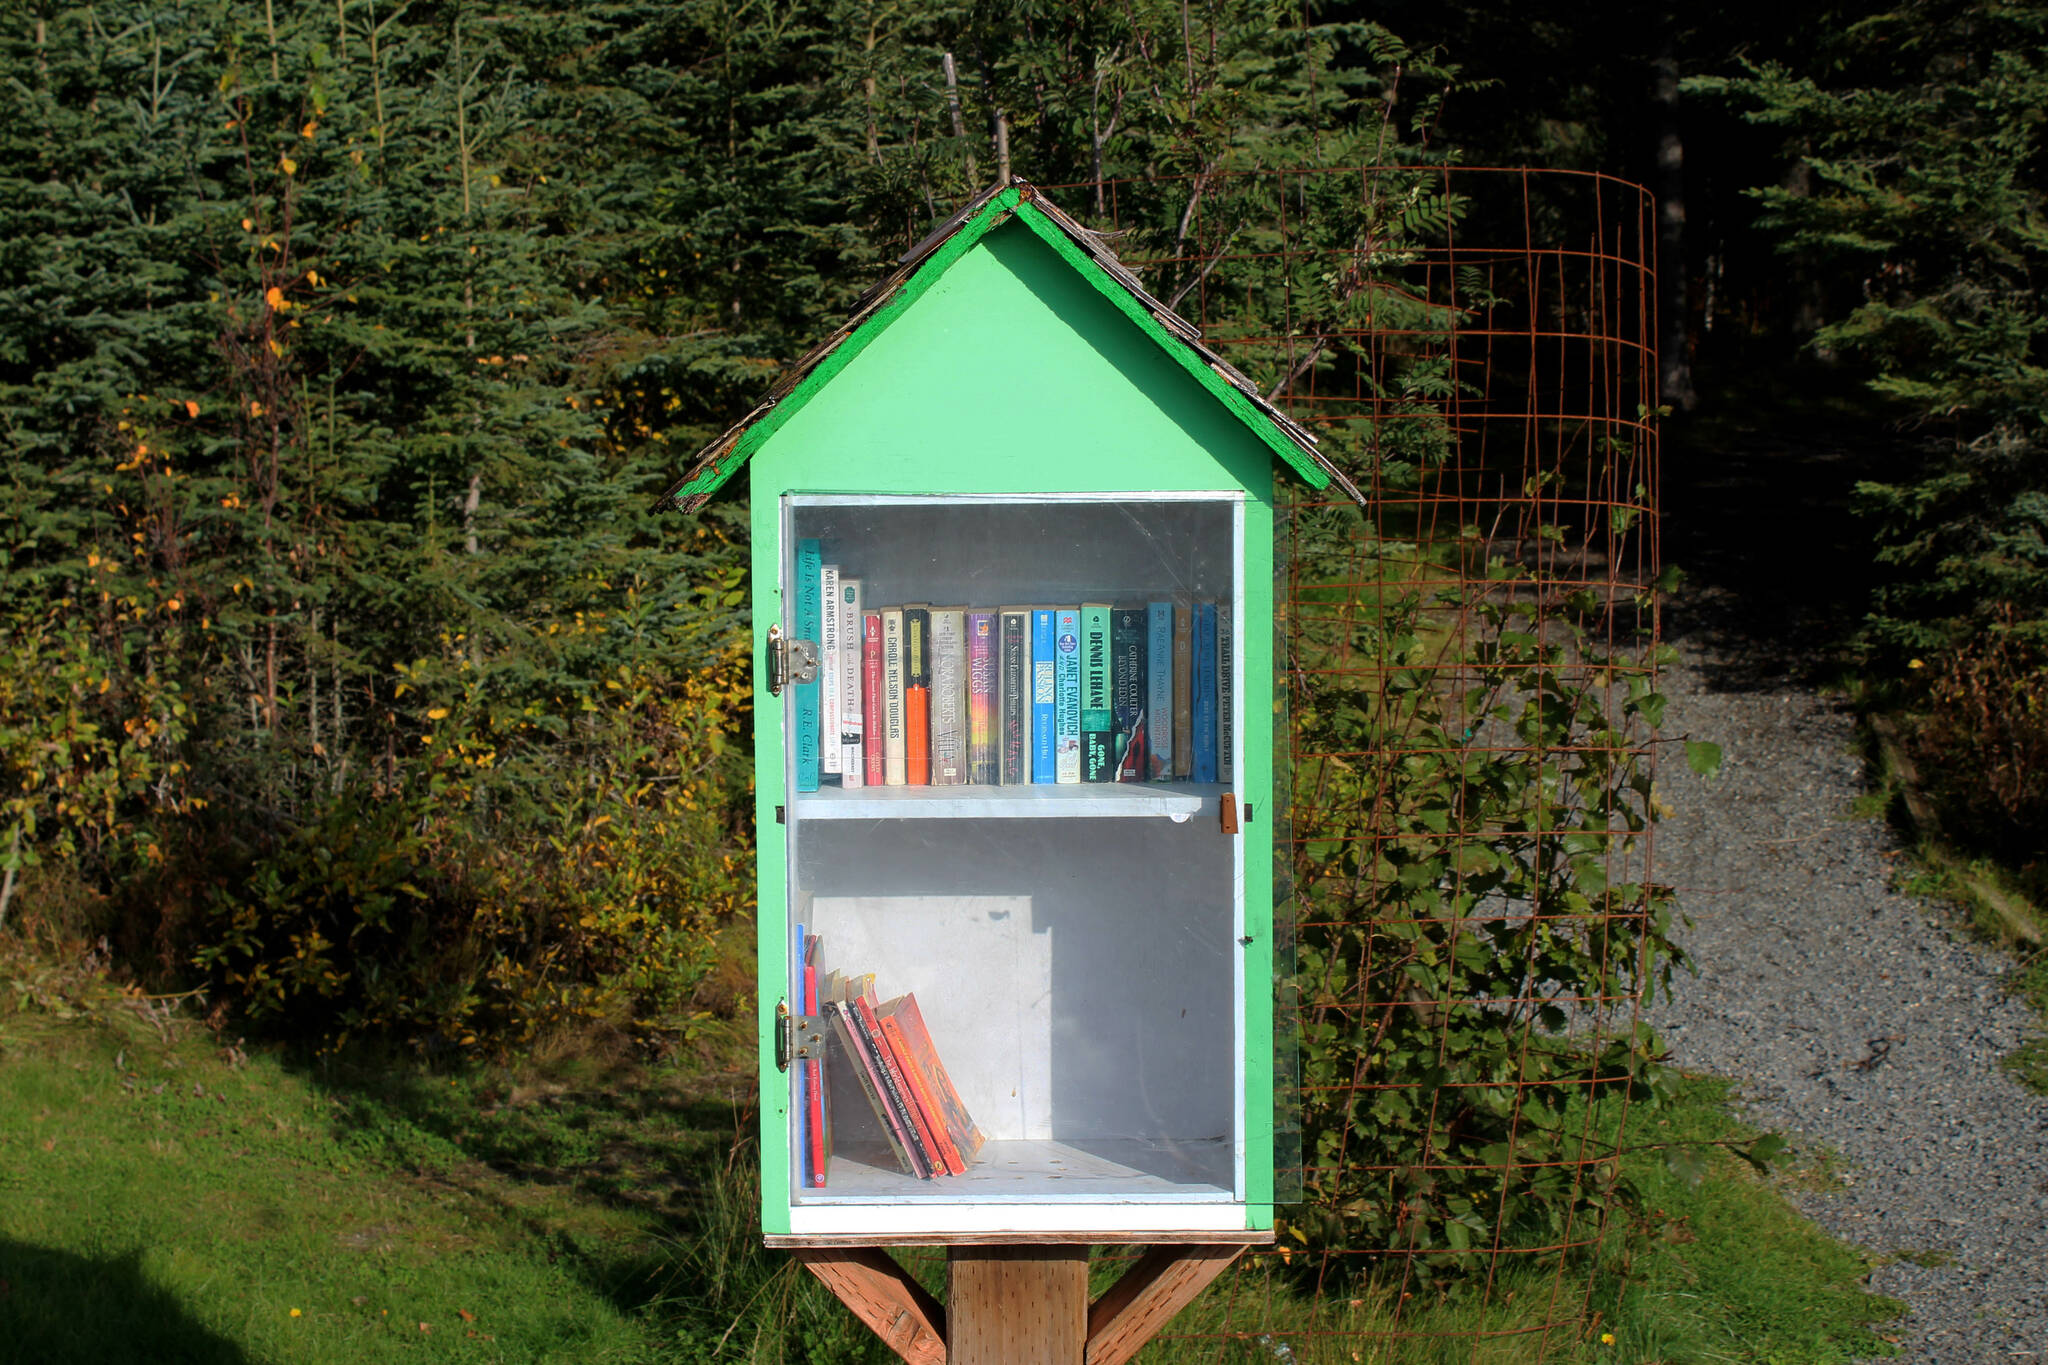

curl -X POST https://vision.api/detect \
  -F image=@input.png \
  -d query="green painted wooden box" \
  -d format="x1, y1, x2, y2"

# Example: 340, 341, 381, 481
660, 181, 1334, 1243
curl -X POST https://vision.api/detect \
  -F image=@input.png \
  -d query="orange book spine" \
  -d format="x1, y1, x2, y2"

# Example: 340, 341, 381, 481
879, 1015, 964, 1175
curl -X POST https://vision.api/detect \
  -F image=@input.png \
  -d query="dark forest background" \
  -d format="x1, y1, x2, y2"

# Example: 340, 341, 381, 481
4, 0, 2044, 1057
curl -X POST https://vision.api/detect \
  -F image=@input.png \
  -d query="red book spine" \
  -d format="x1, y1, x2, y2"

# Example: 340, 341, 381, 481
855, 996, 943, 1177
862, 614, 885, 786
804, 963, 825, 1187
880, 1015, 964, 1174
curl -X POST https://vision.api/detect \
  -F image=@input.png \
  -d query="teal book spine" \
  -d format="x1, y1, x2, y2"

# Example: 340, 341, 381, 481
1191, 603, 1218, 783
795, 539, 822, 793
1080, 603, 1113, 782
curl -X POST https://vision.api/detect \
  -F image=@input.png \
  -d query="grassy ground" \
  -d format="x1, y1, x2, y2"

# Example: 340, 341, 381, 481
0, 954, 1899, 1365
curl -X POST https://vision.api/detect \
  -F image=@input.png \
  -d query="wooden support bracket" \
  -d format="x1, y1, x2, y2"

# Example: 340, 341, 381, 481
794, 1241, 1251, 1365
795, 1247, 947, 1365
1085, 1244, 1246, 1365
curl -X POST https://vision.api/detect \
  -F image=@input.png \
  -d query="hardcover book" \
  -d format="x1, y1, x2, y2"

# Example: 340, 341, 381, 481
1031, 608, 1058, 784
881, 608, 907, 786
1145, 601, 1173, 780
878, 1013, 964, 1175
825, 999, 915, 1176
1111, 607, 1148, 782
929, 608, 967, 786
877, 994, 987, 1167
999, 608, 1031, 784
1191, 602, 1218, 783
1217, 600, 1234, 783
1079, 603, 1113, 782
862, 612, 886, 786
853, 994, 943, 1177
1172, 600, 1193, 779
966, 611, 998, 785
819, 564, 841, 777
1053, 607, 1082, 784
838, 578, 864, 786
803, 933, 826, 1187
903, 605, 931, 785
794, 540, 822, 792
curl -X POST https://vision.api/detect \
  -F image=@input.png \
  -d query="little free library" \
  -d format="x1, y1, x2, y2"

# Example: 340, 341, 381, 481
659, 178, 1347, 1364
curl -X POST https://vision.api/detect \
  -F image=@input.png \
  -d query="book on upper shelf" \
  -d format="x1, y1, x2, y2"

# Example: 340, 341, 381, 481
1080, 603, 1113, 782
1217, 600, 1234, 784
819, 564, 841, 778
999, 608, 1030, 785
1053, 607, 1081, 784
1191, 602, 1218, 783
795, 540, 823, 792
1112, 606, 1148, 782
838, 577, 865, 786
1031, 608, 1057, 785
930, 608, 967, 786
881, 609, 907, 786
1146, 601, 1173, 780
967, 612, 998, 785
861, 611, 885, 787
1172, 599, 1193, 780
903, 606, 932, 786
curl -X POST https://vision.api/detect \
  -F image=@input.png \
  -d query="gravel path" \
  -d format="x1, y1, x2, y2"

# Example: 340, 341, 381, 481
1650, 600, 2048, 1361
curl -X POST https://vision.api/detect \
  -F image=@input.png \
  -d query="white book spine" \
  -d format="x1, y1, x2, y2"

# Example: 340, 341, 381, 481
819, 564, 842, 774
838, 577, 864, 787
882, 609, 907, 786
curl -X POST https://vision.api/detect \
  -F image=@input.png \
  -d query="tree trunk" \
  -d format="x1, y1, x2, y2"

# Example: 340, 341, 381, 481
1652, 35, 1696, 410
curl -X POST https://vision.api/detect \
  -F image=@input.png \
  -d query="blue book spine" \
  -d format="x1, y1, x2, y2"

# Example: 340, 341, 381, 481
794, 540, 822, 793
1145, 602, 1173, 781
1191, 603, 1218, 783
1031, 609, 1058, 783
1053, 608, 1082, 783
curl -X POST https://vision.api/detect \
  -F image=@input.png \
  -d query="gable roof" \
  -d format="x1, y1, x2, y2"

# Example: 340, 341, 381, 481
654, 178, 1354, 513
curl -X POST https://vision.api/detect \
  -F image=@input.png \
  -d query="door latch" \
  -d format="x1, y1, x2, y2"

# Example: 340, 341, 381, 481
765, 624, 820, 696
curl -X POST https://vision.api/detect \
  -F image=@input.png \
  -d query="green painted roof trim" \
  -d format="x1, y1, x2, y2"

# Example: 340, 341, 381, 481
659, 182, 1331, 507
1004, 202, 1330, 491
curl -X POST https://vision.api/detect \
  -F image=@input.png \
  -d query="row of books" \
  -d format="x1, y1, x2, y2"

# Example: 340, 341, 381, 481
792, 925, 986, 1187
792, 541, 1234, 792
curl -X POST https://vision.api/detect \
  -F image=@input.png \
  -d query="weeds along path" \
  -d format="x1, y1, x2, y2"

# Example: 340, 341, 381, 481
1648, 600, 2048, 1361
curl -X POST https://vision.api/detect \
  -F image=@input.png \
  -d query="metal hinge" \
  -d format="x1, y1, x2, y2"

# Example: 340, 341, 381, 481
764, 624, 820, 697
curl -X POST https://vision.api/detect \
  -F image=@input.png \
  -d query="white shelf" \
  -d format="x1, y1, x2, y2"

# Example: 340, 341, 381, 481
799, 1136, 1234, 1204
792, 782, 1227, 820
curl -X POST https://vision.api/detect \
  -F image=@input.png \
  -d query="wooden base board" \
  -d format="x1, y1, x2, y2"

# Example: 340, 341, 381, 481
793, 1241, 1251, 1365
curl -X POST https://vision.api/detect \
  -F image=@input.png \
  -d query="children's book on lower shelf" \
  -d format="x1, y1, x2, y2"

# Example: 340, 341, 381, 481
809, 966, 985, 1185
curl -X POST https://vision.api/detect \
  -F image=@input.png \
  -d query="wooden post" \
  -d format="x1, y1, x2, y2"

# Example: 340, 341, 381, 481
947, 1245, 1088, 1365
792, 1240, 1253, 1365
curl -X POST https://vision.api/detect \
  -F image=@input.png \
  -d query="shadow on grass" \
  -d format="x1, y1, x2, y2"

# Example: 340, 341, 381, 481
281, 1043, 895, 1359
0, 1239, 251, 1365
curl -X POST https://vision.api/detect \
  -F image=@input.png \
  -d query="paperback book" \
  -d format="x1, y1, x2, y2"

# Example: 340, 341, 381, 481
967, 611, 998, 785
1079, 603, 1113, 782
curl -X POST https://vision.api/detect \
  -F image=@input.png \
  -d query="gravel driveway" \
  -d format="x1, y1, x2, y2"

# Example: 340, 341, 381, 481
1649, 596, 2048, 1361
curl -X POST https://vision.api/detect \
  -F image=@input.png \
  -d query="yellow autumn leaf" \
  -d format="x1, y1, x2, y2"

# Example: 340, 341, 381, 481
268, 338, 282, 357
279, 155, 298, 175
265, 286, 288, 311
301, 121, 318, 139
248, 401, 264, 416
184, 399, 200, 418
427, 707, 449, 720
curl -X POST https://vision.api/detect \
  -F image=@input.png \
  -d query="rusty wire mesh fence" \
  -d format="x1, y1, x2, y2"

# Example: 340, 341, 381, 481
888, 167, 1665, 1362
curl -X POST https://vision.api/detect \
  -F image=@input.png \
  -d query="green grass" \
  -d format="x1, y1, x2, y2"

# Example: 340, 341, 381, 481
0, 979, 1900, 1364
